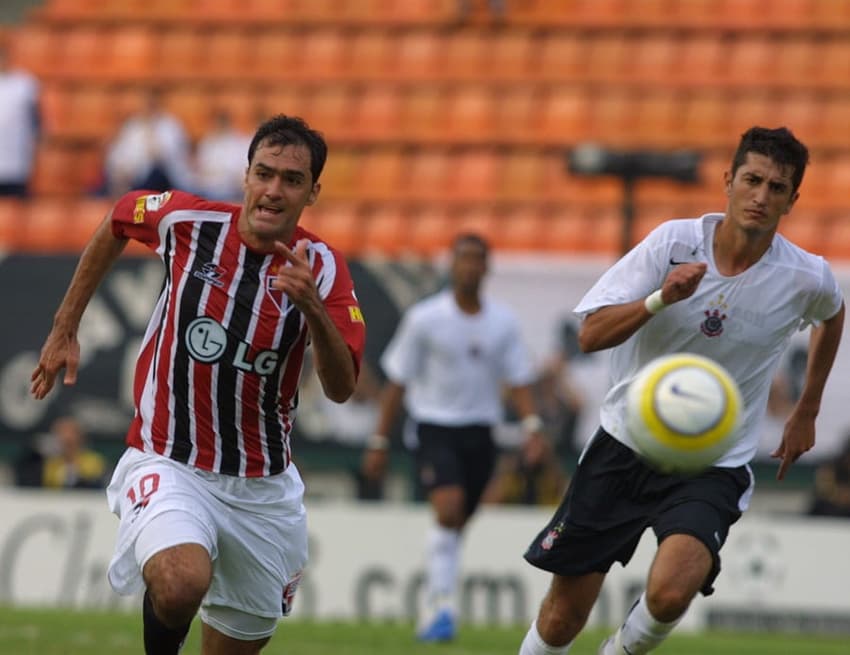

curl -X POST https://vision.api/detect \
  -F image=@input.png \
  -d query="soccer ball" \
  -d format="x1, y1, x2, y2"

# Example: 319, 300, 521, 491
625, 353, 742, 473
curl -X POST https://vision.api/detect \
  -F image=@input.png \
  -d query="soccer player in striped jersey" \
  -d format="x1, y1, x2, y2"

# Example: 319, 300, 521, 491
30, 115, 365, 655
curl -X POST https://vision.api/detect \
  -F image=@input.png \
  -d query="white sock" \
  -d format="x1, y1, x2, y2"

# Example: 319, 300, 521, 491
425, 525, 461, 606
618, 592, 681, 654
518, 620, 571, 655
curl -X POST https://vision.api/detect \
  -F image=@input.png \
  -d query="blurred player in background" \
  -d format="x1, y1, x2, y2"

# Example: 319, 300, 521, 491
362, 233, 547, 641
31, 115, 365, 655
0, 38, 40, 197
518, 126, 845, 655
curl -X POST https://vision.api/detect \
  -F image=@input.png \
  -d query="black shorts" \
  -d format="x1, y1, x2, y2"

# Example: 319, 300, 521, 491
415, 422, 496, 517
524, 428, 753, 596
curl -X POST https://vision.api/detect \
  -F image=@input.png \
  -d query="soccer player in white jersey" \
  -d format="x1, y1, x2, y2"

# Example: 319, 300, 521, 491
30, 115, 366, 655
362, 233, 548, 641
518, 126, 845, 655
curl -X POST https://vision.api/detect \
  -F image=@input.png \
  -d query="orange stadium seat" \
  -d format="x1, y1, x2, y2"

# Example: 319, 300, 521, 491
532, 86, 590, 146
354, 86, 404, 142
30, 142, 81, 196
301, 29, 348, 80
58, 86, 118, 141
21, 197, 75, 252
0, 199, 25, 250
301, 203, 363, 254
155, 29, 207, 82
8, 24, 57, 79
54, 25, 108, 81
348, 30, 396, 81
445, 149, 501, 202
101, 26, 156, 81
164, 87, 212, 140
584, 33, 631, 84
497, 150, 546, 202
494, 87, 540, 145
444, 30, 489, 81
773, 38, 817, 90
679, 92, 734, 148
393, 31, 446, 81
811, 39, 850, 91
360, 205, 409, 256
444, 86, 496, 144
487, 31, 536, 82
536, 32, 586, 83
407, 205, 453, 255
353, 148, 407, 201
250, 31, 305, 82
496, 205, 547, 252
725, 35, 774, 87
629, 33, 679, 86
824, 215, 850, 261
317, 148, 361, 201
206, 30, 251, 80
399, 87, 447, 144
675, 34, 725, 88
406, 149, 451, 202
306, 86, 359, 143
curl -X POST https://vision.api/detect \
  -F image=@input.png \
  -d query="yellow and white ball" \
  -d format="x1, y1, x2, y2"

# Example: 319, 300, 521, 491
626, 353, 742, 473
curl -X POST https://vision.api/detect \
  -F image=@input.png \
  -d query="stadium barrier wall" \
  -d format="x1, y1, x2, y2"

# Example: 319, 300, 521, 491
0, 489, 848, 634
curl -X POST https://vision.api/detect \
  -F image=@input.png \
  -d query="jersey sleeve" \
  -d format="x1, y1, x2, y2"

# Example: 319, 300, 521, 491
319, 249, 366, 377
574, 223, 673, 320
380, 304, 425, 386
804, 257, 845, 327
110, 189, 185, 250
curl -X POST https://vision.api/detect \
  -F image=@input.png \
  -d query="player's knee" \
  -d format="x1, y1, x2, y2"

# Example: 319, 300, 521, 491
145, 545, 212, 626
538, 590, 591, 642
645, 584, 692, 623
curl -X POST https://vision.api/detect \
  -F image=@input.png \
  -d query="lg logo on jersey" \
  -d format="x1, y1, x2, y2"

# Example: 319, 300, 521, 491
185, 317, 279, 375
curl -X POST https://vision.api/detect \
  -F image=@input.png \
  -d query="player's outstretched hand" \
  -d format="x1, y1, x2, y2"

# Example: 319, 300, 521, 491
272, 239, 320, 313
30, 329, 80, 400
771, 413, 816, 481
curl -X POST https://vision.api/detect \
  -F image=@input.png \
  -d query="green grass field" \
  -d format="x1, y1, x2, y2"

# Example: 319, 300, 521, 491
0, 607, 847, 654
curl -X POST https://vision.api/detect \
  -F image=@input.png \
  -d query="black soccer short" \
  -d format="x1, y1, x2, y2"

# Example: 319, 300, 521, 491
415, 422, 497, 517
524, 428, 753, 596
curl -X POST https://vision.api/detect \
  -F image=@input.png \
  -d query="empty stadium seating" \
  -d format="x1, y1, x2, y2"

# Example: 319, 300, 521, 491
3, 0, 850, 258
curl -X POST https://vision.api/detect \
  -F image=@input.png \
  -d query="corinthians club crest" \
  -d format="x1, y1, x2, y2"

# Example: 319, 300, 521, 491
701, 294, 728, 337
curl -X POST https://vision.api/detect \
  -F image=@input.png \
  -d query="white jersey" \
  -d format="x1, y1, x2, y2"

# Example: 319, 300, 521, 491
381, 289, 536, 426
575, 214, 843, 467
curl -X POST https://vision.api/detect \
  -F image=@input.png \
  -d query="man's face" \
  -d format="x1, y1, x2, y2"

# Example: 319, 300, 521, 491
725, 152, 798, 234
240, 141, 319, 247
450, 240, 488, 293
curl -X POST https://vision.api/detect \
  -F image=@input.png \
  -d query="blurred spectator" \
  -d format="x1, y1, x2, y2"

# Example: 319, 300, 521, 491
103, 87, 193, 197
194, 108, 251, 201
41, 416, 108, 490
0, 39, 40, 197
808, 432, 850, 518
484, 434, 568, 506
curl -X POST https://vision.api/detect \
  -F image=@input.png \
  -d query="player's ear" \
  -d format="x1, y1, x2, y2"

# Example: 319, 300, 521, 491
306, 182, 321, 206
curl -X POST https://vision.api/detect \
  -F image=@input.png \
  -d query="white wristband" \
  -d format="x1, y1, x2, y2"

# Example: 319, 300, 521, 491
368, 434, 390, 450
521, 414, 544, 435
644, 289, 667, 314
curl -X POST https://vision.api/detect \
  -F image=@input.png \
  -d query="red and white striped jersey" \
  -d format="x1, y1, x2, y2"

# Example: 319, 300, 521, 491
111, 190, 365, 477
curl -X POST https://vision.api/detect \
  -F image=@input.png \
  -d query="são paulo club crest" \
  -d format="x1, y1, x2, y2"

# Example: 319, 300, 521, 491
701, 295, 729, 337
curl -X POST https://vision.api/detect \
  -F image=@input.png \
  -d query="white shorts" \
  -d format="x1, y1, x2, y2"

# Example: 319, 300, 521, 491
106, 448, 308, 630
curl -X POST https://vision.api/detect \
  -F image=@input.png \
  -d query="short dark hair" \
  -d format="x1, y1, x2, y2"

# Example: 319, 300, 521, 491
731, 126, 809, 194
247, 114, 328, 184
452, 232, 490, 258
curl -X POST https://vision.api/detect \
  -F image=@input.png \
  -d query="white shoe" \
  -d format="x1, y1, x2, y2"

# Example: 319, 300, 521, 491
598, 627, 627, 655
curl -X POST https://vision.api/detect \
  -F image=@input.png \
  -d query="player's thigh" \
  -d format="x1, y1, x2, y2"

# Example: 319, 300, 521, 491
201, 620, 271, 655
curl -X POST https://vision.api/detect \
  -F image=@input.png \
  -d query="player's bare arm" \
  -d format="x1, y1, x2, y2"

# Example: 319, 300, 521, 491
30, 213, 128, 400
579, 262, 708, 353
772, 302, 845, 481
272, 239, 356, 402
